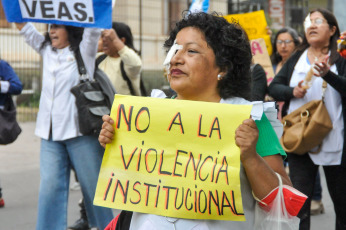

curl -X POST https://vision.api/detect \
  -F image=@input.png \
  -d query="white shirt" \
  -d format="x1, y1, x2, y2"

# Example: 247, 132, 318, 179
20, 23, 101, 141
288, 50, 344, 165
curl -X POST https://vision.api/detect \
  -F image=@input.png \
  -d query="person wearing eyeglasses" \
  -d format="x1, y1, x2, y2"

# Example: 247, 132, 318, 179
270, 26, 326, 217
268, 8, 346, 230
271, 27, 301, 75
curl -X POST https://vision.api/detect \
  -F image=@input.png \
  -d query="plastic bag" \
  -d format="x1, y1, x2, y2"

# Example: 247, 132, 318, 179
254, 173, 300, 230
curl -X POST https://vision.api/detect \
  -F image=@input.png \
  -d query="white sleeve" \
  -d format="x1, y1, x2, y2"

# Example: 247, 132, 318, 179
263, 102, 283, 139
150, 89, 167, 98
0, 81, 10, 93
119, 46, 142, 80
19, 23, 45, 55
79, 28, 101, 80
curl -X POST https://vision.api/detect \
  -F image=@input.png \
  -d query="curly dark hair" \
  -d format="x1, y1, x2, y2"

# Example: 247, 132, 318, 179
40, 24, 84, 53
299, 8, 341, 65
271, 27, 300, 65
164, 12, 252, 100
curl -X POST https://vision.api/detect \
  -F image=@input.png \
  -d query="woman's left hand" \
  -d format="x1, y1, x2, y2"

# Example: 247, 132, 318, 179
235, 119, 259, 163
314, 56, 330, 77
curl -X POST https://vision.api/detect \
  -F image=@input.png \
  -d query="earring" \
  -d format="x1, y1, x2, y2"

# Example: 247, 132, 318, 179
217, 74, 222, 80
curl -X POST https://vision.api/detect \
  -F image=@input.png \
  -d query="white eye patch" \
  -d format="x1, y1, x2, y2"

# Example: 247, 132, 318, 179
163, 40, 183, 74
304, 13, 311, 33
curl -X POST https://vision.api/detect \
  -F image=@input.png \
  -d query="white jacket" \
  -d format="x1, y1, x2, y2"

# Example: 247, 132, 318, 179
20, 23, 101, 140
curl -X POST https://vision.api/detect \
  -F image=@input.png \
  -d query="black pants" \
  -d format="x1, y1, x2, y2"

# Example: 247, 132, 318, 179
288, 153, 346, 230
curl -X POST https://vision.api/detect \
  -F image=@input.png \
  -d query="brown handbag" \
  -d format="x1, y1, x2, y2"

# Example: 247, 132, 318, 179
280, 81, 333, 155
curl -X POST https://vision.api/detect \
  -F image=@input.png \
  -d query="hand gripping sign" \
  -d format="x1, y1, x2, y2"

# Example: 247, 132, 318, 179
2, 0, 112, 28
94, 95, 253, 221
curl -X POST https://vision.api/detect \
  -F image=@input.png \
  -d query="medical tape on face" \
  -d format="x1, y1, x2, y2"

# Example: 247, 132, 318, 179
304, 13, 311, 33
163, 40, 183, 74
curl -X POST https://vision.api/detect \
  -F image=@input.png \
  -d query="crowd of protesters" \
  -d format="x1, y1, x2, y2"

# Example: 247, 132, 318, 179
0, 5, 346, 230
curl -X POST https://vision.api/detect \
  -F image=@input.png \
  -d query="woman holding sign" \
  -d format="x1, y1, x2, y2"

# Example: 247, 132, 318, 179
15, 23, 114, 230
269, 8, 346, 230
99, 12, 306, 230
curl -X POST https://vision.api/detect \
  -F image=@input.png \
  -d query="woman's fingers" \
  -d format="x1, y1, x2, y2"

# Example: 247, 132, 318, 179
235, 119, 259, 163
102, 114, 114, 123
99, 115, 115, 147
293, 83, 307, 98
235, 119, 258, 147
314, 62, 330, 77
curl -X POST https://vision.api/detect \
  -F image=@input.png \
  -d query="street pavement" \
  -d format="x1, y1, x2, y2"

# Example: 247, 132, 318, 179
0, 122, 336, 229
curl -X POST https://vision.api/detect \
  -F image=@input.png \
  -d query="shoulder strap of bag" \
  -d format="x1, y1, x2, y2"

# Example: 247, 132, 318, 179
95, 54, 108, 68
120, 60, 135, 96
4, 94, 15, 111
74, 49, 88, 81
322, 80, 327, 100
250, 63, 258, 72
139, 76, 147, 96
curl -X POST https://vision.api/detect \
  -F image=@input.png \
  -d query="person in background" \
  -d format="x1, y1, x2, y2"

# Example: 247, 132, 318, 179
271, 27, 301, 120
271, 26, 324, 215
268, 8, 346, 230
0, 57, 23, 208
98, 12, 304, 230
97, 22, 143, 96
15, 22, 113, 230
271, 27, 301, 75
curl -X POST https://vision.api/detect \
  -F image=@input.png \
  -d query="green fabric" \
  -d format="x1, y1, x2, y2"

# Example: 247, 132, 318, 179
255, 113, 286, 158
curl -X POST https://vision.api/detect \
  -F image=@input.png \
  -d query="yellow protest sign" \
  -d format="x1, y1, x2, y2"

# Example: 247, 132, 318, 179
94, 95, 252, 221
224, 10, 273, 55
251, 38, 275, 84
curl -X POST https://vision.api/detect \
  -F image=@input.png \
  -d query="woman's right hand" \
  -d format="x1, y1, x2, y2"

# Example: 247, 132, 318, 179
99, 115, 115, 148
293, 80, 307, 98
15, 22, 26, 31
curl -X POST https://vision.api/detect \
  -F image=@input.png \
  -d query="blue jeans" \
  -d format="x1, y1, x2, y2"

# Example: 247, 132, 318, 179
312, 170, 322, 201
36, 135, 113, 230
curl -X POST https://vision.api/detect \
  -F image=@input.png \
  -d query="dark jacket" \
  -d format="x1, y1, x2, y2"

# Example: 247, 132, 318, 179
268, 49, 346, 166
251, 64, 267, 101
0, 60, 23, 106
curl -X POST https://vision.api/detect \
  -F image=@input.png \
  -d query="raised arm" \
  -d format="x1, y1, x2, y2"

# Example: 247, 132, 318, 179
17, 23, 45, 54
79, 28, 101, 79
102, 29, 142, 79
235, 117, 291, 200
118, 46, 142, 79
15, 22, 26, 31
321, 59, 346, 97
